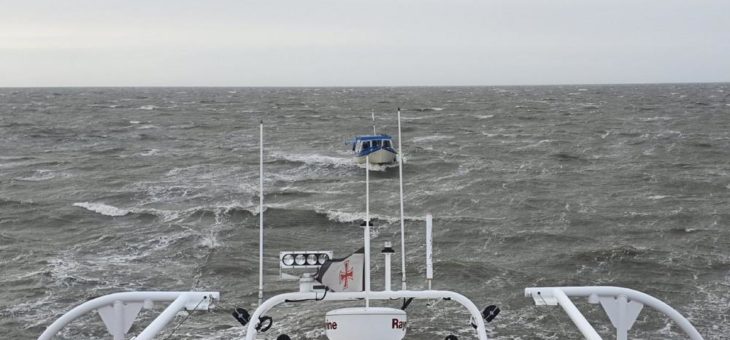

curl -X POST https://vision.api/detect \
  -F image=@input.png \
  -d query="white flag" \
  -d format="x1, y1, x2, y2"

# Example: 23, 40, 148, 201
315, 248, 364, 292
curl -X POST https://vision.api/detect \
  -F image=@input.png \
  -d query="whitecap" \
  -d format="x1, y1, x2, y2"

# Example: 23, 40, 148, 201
643, 116, 672, 122
138, 105, 158, 110
516, 139, 552, 150
73, 202, 129, 217
412, 135, 453, 143
140, 149, 159, 156
271, 151, 352, 168
14, 169, 60, 182
129, 120, 141, 124
648, 195, 668, 200
475, 114, 494, 119
355, 161, 399, 172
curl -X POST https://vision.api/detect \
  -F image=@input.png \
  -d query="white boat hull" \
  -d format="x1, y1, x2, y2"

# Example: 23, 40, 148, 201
355, 149, 397, 164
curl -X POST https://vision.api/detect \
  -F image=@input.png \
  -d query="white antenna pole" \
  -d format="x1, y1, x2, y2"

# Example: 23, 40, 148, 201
397, 107, 407, 290
365, 156, 371, 308
426, 214, 433, 290
371, 110, 376, 135
258, 121, 264, 306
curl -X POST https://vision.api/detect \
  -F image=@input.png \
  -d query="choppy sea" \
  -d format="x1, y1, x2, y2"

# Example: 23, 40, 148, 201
1, 85, 728, 339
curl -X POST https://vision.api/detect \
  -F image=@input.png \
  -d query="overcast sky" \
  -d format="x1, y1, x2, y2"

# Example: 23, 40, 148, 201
1, 0, 728, 86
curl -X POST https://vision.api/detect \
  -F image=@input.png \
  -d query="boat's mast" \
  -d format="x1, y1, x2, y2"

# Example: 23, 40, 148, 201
258, 120, 264, 306
397, 108, 407, 290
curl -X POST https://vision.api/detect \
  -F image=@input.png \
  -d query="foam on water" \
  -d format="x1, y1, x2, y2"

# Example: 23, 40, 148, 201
140, 148, 160, 156
270, 151, 352, 168
73, 202, 129, 217
14, 169, 65, 182
412, 135, 454, 143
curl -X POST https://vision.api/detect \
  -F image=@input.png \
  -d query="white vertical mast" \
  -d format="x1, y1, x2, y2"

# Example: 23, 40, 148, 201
371, 110, 376, 135
397, 107, 407, 290
426, 213, 433, 290
365, 155, 371, 308
258, 121, 264, 306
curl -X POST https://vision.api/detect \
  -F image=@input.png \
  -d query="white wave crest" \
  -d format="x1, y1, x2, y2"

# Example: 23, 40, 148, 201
14, 169, 63, 182
138, 105, 158, 110
271, 151, 352, 168
315, 207, 425, 224
355, 162, 399, 172
140, 149, 159, 156
73, 202, 129, 217
412, 135, 453, 143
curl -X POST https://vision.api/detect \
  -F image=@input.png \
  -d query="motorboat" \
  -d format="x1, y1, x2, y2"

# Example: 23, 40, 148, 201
351, 134, 397, 165
350, 109, 401, 165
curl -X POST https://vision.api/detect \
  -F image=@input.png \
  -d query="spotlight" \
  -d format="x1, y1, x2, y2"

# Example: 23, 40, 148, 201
294, 254, 306, 265
279, 251, 333, 269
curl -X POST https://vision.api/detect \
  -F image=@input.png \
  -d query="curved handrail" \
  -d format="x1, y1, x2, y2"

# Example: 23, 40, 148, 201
244, 290, 489, 340
524, 286, 703, 340
38, 291, 219, 340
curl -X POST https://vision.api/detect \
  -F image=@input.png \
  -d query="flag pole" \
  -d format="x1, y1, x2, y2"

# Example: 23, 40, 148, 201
397, 107, 407, 290
258, 120, 264, 306
365, 155, 371, 308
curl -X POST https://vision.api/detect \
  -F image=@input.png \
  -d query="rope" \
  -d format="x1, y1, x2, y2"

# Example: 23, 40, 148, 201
536, 291, 569, 338
162, 296, 207, 340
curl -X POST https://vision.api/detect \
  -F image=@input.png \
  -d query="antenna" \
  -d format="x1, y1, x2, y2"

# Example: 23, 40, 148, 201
371, 110, 376, 135
397, 107, 407, 290
426, 214, 433, 290
258, 120, 264, 306
365, 155, 371, 307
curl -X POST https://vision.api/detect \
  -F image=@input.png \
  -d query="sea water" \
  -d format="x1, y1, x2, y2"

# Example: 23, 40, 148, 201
1, 85, 728, 339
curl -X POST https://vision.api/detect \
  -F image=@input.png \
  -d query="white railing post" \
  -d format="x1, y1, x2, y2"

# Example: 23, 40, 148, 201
550, 288, 602, 340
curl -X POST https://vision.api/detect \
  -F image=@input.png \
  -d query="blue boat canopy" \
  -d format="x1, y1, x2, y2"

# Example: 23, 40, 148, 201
351, 134, 397, 155
353, 134, 393, 142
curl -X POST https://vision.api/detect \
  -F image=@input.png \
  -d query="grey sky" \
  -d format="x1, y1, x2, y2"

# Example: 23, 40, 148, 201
1, 0, 728, 86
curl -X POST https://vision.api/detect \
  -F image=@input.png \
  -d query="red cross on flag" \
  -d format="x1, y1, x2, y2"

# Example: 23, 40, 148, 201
315, 248, 364, 292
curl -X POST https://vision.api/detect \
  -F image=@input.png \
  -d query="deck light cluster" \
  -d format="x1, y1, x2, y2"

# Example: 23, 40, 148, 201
279, 251, 333, 269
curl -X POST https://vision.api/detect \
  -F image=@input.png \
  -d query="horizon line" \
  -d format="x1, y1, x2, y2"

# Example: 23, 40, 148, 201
1, 81, 729, 89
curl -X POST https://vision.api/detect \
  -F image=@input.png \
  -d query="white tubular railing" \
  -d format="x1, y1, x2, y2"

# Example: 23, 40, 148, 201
244, 290, 489, 340
524, 286, 703, 340
38, 291, 219, 340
